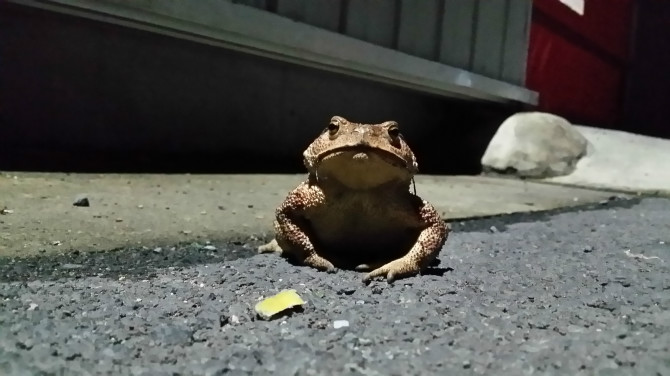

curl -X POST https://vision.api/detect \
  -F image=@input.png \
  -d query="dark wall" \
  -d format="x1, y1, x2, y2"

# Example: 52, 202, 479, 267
622, 0, 670, 139
0, 3, 517, 174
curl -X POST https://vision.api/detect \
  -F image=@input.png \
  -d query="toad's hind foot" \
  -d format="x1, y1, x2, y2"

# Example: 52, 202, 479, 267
258, 238, 336, 273
258, 238, 283, 254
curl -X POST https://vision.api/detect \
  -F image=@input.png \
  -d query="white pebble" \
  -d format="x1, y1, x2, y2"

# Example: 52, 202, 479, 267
333, 320, 350, 329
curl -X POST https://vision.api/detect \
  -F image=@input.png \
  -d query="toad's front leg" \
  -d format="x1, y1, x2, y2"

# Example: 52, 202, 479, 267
364, 197, 449, 283
258, 182, 336, 272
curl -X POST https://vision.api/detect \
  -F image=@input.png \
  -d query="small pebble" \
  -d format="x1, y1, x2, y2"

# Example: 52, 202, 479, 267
60, 263, 83, 270
333, 320, 350, 329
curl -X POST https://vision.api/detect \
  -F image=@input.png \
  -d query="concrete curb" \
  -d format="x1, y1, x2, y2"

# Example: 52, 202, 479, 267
539, 126, 670, 196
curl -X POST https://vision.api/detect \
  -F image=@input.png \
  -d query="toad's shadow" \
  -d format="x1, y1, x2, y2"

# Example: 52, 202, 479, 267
0, 240, 259, 283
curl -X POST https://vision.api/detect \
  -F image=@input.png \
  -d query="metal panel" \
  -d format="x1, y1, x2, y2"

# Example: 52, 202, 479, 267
438, 0, 476, 69
397, 0, 442, 60
344, 0, 396, 48
501, 0, 531, 85
7, 0, 537, 104
276, 0, 342, 31
471, 0, 507, 79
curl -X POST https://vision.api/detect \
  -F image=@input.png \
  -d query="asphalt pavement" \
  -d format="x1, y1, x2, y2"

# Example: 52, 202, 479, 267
1, 197, 669, 376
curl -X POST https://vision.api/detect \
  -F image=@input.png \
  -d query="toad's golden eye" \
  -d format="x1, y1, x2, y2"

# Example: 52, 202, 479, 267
388, 126, 400, 138
327, 122, 339, 135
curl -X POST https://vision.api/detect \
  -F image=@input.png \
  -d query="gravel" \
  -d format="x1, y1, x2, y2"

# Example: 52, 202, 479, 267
1, 197, 669, 376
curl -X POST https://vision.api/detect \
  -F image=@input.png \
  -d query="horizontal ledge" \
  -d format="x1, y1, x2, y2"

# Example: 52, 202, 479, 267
10, 0, 538, 105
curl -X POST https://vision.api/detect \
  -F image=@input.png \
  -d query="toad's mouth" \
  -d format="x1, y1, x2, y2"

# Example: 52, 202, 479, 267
315, 146, 412, 189
317, 145, 407, 169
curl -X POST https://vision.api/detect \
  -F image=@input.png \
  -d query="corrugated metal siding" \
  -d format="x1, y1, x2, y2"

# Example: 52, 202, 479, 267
344, 1, 396, 48
275, 0, 343, 31
228, 0, 533, 86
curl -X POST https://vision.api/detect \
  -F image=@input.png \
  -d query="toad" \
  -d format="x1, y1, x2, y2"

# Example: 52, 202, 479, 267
258, 116, 449, 282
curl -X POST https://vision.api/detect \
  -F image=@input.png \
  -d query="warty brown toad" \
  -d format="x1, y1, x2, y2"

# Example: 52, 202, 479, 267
258, 116, 450, 282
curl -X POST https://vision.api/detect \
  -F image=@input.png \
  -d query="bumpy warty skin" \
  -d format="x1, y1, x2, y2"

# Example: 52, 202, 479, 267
258, 116, 450, 282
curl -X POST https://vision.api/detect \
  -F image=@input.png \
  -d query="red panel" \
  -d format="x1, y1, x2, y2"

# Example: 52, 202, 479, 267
534, 0, 633, 61
527, 21, 624, 125
527, 0, 634, 127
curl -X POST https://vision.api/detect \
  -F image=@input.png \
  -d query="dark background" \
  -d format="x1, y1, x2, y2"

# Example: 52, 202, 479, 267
1, 1, 667, 174
0, 3, 518, 175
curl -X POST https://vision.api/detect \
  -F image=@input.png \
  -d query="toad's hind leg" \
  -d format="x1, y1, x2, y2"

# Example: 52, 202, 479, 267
258, 238, 283, 254
273, 229, 336, 272
258, 238, 335, 272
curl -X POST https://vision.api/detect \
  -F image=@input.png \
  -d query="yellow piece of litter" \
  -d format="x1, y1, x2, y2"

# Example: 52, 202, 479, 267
254, 289, 306, 319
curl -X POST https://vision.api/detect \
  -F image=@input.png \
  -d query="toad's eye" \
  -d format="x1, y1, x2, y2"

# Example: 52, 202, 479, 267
388, 126, 400, 138
327, 122, 339, 135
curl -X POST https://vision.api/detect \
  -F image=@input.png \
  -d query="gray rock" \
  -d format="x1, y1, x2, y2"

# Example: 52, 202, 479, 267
481, 112, 588, 178
73, 195, 90, 207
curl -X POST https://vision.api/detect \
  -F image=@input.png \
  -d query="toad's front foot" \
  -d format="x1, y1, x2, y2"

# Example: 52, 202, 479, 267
303, 253, 337, 273
362, 257, 423, 283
